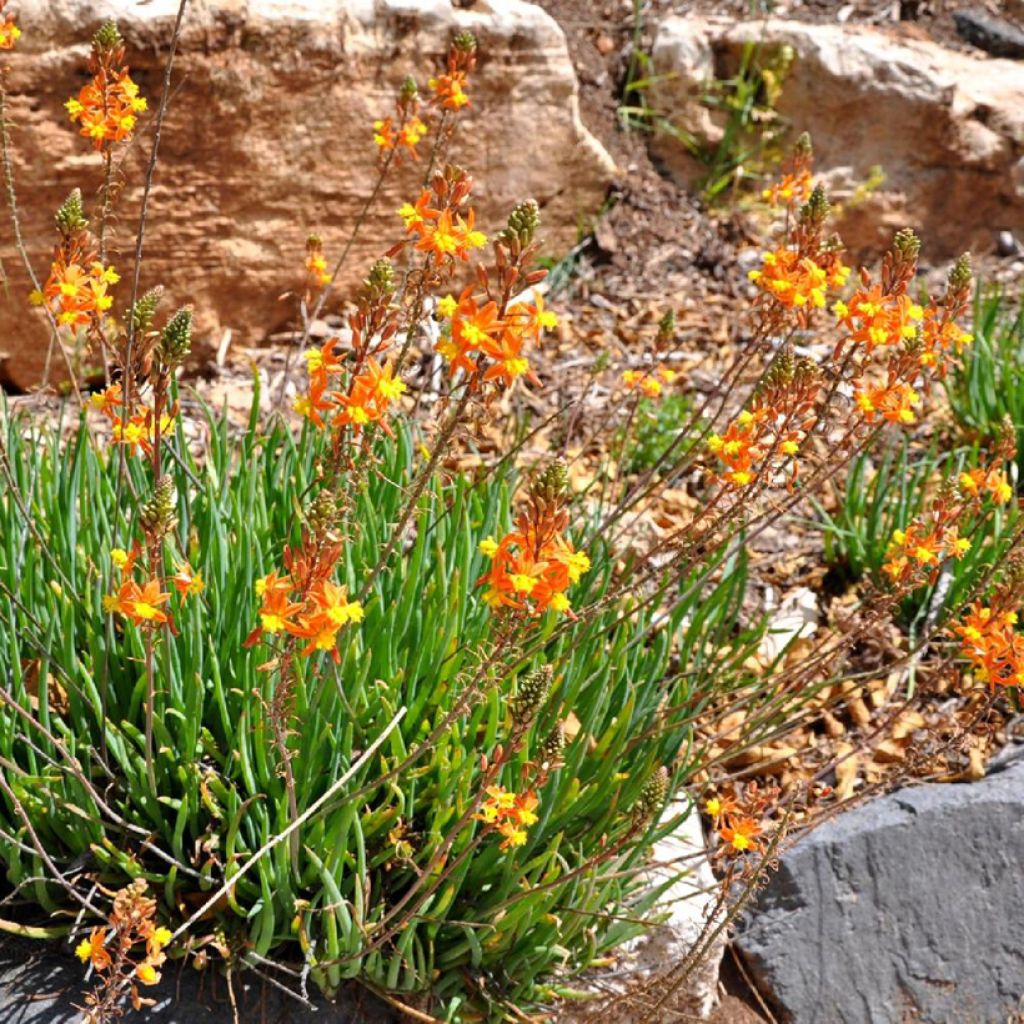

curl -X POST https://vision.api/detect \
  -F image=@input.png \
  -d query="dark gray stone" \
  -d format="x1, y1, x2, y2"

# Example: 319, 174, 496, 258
954, 9, 1024, 60
735, 757, 1024, 1024
0, 937, 397, 1023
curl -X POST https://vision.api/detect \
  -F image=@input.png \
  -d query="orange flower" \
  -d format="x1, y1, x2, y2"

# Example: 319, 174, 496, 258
66, 59, 147, 151
953, 601, 1024, 691
429, 70, 469, 110
719, 816, 762, 854
75, 928, 112, 971
171, 563, 204, 597
304, 235, 332, 287
0, 13, 21, 49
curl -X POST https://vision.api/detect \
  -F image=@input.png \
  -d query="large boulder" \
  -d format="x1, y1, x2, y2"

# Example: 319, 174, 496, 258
649, 16, 1024, 261
0, 0, 615, 390
734, 752, 1024, 1024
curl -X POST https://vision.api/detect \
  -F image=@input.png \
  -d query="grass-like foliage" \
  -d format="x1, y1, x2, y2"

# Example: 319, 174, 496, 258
945, 286, 1024, 471
0, 8, 1021, 1023
0, 393, 767, 1019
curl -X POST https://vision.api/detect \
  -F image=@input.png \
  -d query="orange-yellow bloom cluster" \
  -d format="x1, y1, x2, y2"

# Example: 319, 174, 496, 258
881, 521, 971, 585
90, 384, 177, 457
622, 365, 678, 399
429, 70, 469, 110
0, 3, 20, 49
64, 30, 147, 152
478, 469, 589, 617
708, 355, 820, 489
953, 601, 1024, 691
854, 379, 920, 425
76, 881, 170, 1009
748, 247, 850, 319
705, 794, 764, 855
245, 542, 363, 662
304, 235, 332, 287
475, 784, 539, 850
295, 340, 407, 436
435, 287, 555, 387
373, 115, 427, 158
400, 189, 487, 264
34, 254, 118, 330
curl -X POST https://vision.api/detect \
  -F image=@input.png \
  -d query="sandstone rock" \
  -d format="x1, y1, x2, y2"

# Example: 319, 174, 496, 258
0, 0, 615, 390
649, 17, 1024, 261
734, 755, 1024, 1024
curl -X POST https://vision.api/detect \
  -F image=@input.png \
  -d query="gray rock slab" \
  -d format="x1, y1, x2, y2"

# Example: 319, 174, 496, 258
954, 9, 1024, 60
735, 757, 1024, 1024
0, 937, 398, 1023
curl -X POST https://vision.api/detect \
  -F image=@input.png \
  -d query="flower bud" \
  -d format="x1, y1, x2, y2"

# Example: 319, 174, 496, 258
129, 286, 164, 336
656, 309, 675, 348
400, 76, 418, 100
800, 184, 830, 227
55, 189, 88, 236
511, 665, 552, 725
531, 459, 568, 505
158, 307, 193, 369
795, 131, 813, 157
502, 198, 540, 247
948, 252, 973, 291
140, 477, 177, 538
892, 228, 920, 263
365, 257, 395, 297
454, 30, 477, 53
92, 20, 123, 53
633, 766, 669, 823
539, 724, 565, 767
307, 490, 339, 535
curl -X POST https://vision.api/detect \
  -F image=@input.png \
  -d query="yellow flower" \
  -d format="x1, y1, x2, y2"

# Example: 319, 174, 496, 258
479, 536, 499, 558
437, 294, 458, 318
75, 938, 93, 963
111, 548, 129, 570
549, 593, 570, 613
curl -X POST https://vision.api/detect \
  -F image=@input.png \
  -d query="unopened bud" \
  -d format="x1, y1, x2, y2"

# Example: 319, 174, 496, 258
400, 76, 418, 100
532, 459, 568, 504
307, 490, 339, 534
55, 189, 88, 236
503, 198, 540, 247
511, 665, 552, 724
892, 228, 920, 263
158, 307, 193, 368
140, 477, 177, 538
129, 286, 164, 335
93, 20, 123, 53
633, 766, 669, 823
540, 724, 565, 767
795, 131, 813, 156
453, 30, 477, 53
365, 257, 395, 296
800, 184, 830, 226
948, 252, 973, 291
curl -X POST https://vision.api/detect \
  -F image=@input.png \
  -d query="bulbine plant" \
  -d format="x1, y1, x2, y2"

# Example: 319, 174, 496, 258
0, 9, 1019, 1024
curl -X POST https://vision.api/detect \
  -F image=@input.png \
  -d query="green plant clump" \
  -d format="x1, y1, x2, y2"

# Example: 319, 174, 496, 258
0, 396, 766, 1020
